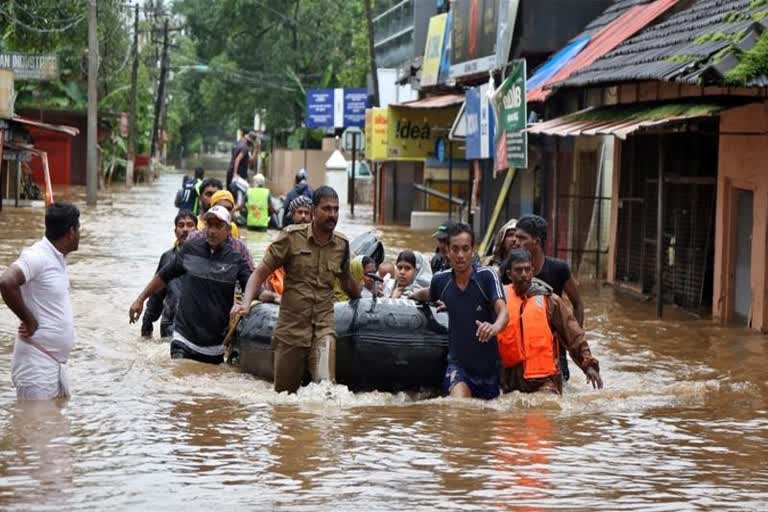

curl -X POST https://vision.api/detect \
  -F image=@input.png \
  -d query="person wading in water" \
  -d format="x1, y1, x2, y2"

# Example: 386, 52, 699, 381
233, 186, 360, 393
129, 206, 252, 364
514, 214, 584, 381
0, 203, 81, 400
497, 249, 603, 395
412, 223, 508, 400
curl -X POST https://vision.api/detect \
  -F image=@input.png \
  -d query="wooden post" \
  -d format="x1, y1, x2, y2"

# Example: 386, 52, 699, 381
656, 137, 665, 318
150, 18, 169, 159
15, 160, 20, 207
41, 152, 54, 207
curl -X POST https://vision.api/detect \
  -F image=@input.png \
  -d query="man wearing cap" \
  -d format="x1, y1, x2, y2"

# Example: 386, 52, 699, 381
198, 189, 242, 239
129, 205, 253, 364
430, 222, 452, 274
226, 130, 257, 188
282, 168, 314, 227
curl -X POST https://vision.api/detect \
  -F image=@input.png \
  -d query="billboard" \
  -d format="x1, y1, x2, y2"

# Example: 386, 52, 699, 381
386, 105, 460, 161
365, 108, 389, 160
450, 0, 520, 80
421, 14, 449, 87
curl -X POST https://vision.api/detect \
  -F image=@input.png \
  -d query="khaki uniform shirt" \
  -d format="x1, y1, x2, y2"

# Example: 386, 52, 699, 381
263, 223, 351, 347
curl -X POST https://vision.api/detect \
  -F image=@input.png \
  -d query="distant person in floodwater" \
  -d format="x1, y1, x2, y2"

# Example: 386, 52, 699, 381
514, 214, 584, 382
0, 203, 80, 400
226, 130, 257, 188
141, 210, 197, 339
282, 168, 314, 227
175, 167, 205, 214
497, 249, 603, 395
246, 173, 273, 232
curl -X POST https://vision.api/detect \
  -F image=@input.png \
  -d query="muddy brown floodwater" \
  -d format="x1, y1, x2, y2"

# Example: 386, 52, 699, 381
1, 171, 767, 511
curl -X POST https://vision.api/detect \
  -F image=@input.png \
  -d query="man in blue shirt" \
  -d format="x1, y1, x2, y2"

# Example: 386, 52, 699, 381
413, 223, 508, 399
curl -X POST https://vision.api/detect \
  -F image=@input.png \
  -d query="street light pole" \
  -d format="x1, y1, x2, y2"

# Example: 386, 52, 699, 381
86, 0, 98, 205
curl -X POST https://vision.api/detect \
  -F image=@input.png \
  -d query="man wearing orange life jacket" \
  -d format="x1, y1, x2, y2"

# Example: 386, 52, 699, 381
497, 249, 603, 395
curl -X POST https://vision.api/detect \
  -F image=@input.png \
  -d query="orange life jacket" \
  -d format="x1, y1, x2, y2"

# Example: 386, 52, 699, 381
268, 267, 285, 295
497, 284, 557, 379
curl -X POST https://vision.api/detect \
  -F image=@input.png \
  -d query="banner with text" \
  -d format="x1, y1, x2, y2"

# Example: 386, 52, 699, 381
306, 88, 369, 128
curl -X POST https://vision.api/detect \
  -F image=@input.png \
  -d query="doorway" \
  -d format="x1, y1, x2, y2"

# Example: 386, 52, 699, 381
733, 189, 753, 324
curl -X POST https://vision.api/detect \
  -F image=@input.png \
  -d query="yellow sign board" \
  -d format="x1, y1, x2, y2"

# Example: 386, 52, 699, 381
421, 13, 448, 87
386, 105, 459, 161
365, 108, 389, 160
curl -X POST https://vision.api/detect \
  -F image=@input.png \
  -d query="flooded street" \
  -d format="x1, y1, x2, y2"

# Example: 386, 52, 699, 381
1, 172, 767, 511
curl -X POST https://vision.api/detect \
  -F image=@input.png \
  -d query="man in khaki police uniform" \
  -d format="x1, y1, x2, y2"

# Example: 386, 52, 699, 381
233, 186, 360, 393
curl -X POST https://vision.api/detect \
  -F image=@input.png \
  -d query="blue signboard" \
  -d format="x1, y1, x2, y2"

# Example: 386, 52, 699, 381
465, 84, 495, 160
306, 88, 334, 128
343, 88, 368, 128
306, 88, 369, 128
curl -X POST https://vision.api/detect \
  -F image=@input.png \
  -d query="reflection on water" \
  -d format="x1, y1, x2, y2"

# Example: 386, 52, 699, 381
0, 172, 767, 510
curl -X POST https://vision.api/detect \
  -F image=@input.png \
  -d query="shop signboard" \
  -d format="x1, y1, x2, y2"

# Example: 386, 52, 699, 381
365, 108, 389, 160
464, 83, 495, 160
0, 52, 58, 81
386, 105, 460, 161
492, 60, 527, 169
307, 88, 369, 128
421, 13, 448, 87
450, 0, 519, 80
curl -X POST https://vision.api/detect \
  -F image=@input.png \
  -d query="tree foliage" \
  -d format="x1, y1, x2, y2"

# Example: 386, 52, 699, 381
168, 0, 370, 151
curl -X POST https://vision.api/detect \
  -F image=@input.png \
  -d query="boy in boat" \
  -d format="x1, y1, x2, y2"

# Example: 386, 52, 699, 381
412, 222, 508, 400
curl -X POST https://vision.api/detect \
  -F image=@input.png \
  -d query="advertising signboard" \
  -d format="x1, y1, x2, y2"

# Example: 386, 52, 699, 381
306, 88, 368, 128
386, 105, 460, 161
421, 14, 448, 87
365, 108, 389, 160
464, 83, 495, 160
450, 0, 520, 80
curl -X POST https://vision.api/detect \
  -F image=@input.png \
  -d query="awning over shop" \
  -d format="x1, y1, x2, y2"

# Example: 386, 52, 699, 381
394, 94, 465, 109
525, 101, 737, 140
10, 116, 80, 136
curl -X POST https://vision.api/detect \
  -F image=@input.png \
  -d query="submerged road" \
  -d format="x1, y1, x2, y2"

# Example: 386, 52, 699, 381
0, 172, 766, 510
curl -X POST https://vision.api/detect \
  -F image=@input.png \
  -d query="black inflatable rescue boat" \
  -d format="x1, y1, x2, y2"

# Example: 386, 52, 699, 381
232, 297, 449, 392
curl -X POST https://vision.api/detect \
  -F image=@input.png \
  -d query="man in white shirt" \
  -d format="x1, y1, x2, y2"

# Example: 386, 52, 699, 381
0, 203, 80, 400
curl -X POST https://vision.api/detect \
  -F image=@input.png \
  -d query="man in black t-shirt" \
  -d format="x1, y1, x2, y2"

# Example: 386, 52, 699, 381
514, 214, 585, 381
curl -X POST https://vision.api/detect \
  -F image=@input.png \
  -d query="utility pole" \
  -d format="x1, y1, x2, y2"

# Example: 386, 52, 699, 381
86, 0, 98, 205
150, 18, 169, 160
126, 3, 139, 185
363, 0, 380, 107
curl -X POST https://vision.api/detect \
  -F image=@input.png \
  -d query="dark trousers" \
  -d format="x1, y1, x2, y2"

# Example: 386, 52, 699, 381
170, 340, 224, 365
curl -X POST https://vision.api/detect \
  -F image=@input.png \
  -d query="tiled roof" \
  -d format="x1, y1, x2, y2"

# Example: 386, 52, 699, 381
557, 0, 768, 88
